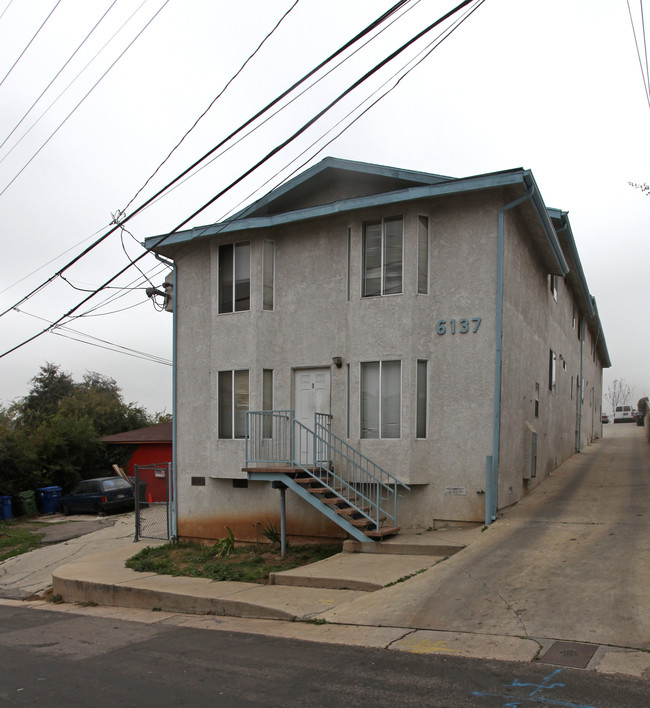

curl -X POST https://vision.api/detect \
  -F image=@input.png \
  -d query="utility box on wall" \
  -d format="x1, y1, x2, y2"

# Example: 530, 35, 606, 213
523, 422, 537, 479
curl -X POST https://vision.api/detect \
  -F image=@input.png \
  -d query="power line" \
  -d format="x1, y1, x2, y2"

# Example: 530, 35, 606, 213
0, 0, 411, 321
136, 0, 423, 216
0, 0, 171, 197
213, 0, 483, 230
627, 0, 650, 109
122, 0, 302, 214
0, 0, 119, 153
0, 0, 16, 22
0, 0, 62, 89
0, 0, 480, 361
16, 308, 171, 365
0, 0, 149, 166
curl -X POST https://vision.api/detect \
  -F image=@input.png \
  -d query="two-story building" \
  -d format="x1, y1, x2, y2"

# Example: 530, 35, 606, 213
145, 157, 609, 544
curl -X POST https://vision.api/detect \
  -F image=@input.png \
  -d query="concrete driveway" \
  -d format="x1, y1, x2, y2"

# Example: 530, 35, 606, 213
0, 514, 135, 600
322, 423, 650, 651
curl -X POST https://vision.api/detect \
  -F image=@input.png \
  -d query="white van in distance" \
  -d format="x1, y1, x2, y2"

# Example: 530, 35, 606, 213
614, 405, 634, 423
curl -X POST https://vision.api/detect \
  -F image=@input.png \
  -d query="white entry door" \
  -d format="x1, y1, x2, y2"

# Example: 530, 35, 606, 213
294, 368, 330, 464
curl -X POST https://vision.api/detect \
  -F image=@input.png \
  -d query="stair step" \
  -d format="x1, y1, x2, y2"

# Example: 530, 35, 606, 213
364, 526, 400, 539
305, 486, 344, 496
349, 516, 386, 528
335, 506, 371, 517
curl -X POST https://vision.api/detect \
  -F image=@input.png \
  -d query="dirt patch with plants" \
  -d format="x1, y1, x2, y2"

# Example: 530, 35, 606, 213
126, 530, 342, 584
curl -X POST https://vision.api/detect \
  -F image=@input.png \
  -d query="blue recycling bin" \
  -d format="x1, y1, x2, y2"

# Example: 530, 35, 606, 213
36, 486, 62, 515
0, 495, 12, 520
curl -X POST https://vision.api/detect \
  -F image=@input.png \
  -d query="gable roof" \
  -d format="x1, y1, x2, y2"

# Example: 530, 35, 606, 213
231, 157, 454, 219
100, 422, 172, 445
145, 157, 568, 277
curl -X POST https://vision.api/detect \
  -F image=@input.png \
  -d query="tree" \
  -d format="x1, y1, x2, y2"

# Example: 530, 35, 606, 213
0, 364, 157, 495
638, 397, 649, 414
604, 379, 633, 416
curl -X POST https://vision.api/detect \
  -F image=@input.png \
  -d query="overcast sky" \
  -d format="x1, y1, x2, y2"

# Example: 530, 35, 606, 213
0, 0, 648, 415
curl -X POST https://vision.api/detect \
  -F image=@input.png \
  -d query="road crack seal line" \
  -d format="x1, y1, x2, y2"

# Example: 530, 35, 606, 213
461, 567, 529, 636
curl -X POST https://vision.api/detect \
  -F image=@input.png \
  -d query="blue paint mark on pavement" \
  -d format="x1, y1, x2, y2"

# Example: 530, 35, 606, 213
472, 668, 595, 707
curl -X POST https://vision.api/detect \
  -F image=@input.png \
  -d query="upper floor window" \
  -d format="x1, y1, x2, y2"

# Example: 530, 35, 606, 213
549, 274, 558, 301
362, 217, 403, 297
219, 242, 250, 313
262, 240, 275, 311
417, 216, 429, 294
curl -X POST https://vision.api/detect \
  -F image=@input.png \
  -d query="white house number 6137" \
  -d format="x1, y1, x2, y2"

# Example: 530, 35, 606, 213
436, 317, 481, 335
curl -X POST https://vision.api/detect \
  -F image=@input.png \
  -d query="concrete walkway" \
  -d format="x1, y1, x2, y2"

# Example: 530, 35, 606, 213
2, 423, 649, 678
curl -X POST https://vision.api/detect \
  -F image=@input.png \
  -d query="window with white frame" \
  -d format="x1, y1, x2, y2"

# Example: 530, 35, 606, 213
416, 360, 427, 438
360, 360, 401, 438
417, 216, 429, 294
549, 274, 558, 301
218, 370, 249, 438
362, 217, 403, 297
262, 241, 274, 311
219, 242, 250, 313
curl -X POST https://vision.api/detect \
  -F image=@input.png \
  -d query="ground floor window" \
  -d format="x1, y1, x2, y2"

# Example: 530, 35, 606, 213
360, 360, 401, 438
218, 370, 249, 438
416, 360, 427, 438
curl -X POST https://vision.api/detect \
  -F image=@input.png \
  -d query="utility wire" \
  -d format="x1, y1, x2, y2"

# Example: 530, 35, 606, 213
16, 308, 171, 365
75, 0, 483, 321
0, 0, 149, 166
0, 0, 61, 89
135, 0, 423, 216
186, 0, 482, 242
122, 0, 302, 214
0, 0, 16, 22
0, 0, 410, 320
0, 0, 170, 197
627, 0, 650, 108
0, 0, 479, 360
0, 0, 119, 153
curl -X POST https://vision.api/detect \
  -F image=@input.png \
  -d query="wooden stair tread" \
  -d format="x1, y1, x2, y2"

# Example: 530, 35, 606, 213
335, 506, 371, 517
364, 526, 400, 539
305, 486, 344, 495
349, 516, 386, 528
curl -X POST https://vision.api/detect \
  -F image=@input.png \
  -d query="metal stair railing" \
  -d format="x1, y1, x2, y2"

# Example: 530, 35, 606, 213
245, 410, 293, 466
244, 410, 409, 532
312, 413, 409, 530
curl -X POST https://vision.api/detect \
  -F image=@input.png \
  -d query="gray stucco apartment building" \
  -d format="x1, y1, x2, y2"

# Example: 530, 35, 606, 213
146, 157, 609, 544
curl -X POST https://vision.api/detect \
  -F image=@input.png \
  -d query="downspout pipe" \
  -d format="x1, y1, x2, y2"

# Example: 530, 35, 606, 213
488, 184, 535, 526
154, 253, 178, 539
578, 317, 584, 452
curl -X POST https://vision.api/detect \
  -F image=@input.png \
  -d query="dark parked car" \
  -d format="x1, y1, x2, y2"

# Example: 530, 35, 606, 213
59, 477, 135, 515
636, 411, 646, 426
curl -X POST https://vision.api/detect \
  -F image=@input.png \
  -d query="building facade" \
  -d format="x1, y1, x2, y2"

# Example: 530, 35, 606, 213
146, 158, 609, 543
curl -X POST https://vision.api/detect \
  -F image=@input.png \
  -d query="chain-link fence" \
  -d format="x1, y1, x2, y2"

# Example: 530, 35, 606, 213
134, 463, 174, 541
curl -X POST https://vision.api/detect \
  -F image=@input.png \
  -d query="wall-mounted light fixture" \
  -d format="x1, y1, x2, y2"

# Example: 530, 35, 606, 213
332, 356, 343, 368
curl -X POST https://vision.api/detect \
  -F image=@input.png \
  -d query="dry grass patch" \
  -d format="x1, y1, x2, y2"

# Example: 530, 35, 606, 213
126, 540, 342, 584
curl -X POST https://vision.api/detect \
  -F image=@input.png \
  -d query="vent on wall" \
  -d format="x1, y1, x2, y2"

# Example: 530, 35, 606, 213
524, 422, 537, 479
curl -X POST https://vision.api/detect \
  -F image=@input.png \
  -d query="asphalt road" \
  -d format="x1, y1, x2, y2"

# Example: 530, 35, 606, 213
0, 603, 647, 707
